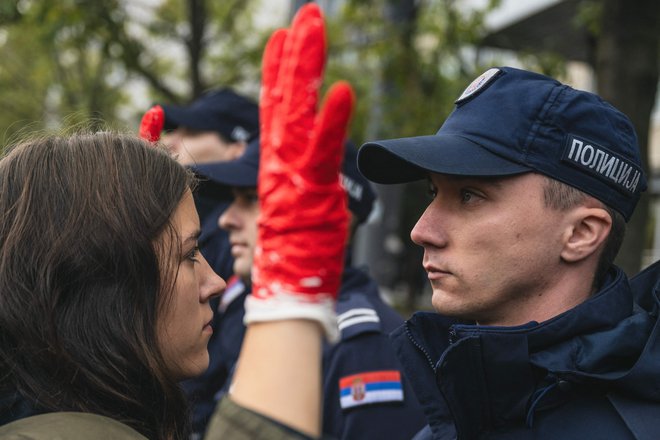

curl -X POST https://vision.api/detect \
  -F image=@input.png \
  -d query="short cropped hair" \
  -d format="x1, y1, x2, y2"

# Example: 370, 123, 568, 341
542, 176, 625, 289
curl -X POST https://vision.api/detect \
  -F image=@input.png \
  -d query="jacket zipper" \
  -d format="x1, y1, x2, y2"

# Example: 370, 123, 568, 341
448, 327, 458, 344
405, 321, 437, 372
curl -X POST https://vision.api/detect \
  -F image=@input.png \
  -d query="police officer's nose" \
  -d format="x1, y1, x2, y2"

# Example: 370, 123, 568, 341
219, 202, 239, 231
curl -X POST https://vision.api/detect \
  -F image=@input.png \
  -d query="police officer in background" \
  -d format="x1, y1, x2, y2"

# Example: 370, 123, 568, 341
193, 140, 427, 439
357, 67, 660, 439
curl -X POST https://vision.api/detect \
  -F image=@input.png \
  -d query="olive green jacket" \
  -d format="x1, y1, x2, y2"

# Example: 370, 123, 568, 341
0, 411, 147, 439
0, 397, 310, 440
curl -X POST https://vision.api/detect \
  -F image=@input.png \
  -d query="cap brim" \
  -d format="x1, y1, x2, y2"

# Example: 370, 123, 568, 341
192, 161, 258, 188
357, 134, 532, 184
161, 104, 212, 131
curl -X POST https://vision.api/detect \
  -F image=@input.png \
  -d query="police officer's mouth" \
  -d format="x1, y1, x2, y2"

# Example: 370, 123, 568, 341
424, 264, 452, 279
229, 241, 248, 255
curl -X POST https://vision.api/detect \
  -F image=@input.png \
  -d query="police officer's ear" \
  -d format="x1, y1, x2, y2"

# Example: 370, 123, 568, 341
224, 140, 248, 161
559, 204, 612, 263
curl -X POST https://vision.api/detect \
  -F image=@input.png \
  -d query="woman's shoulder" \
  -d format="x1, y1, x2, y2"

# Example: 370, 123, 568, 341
205, 396, 314, 440
0, 412, 148, 440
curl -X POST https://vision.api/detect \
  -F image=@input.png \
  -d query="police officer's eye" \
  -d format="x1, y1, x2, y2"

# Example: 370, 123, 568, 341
246, 192, 259, 203
427, 185, 437, 199
235, 190, 259, 206
460, 190, 475, 203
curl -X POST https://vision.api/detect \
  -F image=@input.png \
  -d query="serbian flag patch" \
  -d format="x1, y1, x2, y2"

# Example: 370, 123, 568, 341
339, 370, 403, 409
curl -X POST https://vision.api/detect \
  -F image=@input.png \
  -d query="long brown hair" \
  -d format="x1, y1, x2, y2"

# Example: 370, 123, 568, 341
0, 132, 195, 439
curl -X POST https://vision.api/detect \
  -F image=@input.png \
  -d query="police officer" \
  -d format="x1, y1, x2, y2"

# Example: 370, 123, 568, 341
357, 66, 660, 439
194, 141, 427, 439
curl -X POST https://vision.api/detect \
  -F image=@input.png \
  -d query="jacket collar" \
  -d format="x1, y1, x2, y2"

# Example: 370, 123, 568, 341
394, 265, 660, 437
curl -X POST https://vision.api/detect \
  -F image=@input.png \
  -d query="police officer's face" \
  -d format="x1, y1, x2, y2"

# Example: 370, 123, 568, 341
218, 187, 259, 281
157, 190, 226, 380
411, 172, 573, 326
161, 127, 246, 166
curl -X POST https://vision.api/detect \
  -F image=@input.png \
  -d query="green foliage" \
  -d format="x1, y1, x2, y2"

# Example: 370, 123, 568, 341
324, 0, 503, 145
202, 0, 274, 91
0, 0, 566, 151
0, 0, 138, 140
0, 20, 50, 144
0, 1, 20, 25
145, 0, 272, 99
513, 51, 567, 79
575, 0, 603, 36
0, 0, 271, 145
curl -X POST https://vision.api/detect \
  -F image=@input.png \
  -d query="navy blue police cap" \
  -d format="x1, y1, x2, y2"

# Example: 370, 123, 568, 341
193, 137, 260, 188
341, 142, 377, 224
161, 88, 259, 143
194, 139, 377, 224
357, 67, 646, 221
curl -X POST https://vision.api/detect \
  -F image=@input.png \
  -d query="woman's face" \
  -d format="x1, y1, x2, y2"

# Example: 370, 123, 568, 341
156, 190, 226, 380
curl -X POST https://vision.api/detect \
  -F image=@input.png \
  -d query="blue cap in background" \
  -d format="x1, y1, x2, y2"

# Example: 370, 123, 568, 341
193, 137, 260, 188
342, 142, 376, 224
357, 66, 646, 221
161, 88, 259, 143
194, 139, 377, 224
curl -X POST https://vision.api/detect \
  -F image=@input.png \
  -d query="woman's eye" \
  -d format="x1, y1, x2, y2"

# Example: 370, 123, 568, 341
187, 246, 200, 263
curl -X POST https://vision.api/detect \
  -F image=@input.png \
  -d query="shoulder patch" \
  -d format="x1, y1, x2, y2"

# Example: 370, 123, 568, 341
339, 370, 403, 409
336, 293, 382, 339
455, 67, 502, 104
338, 308, 380, 331
337, 307, 381, 339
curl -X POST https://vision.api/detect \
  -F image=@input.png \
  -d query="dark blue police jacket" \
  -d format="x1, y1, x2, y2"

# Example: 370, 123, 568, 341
398, 262, 660, 440
322, 266, 427, 440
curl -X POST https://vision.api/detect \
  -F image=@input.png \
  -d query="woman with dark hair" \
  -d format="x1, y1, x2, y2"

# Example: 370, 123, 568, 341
0, 132, 225, 439
0, 4, 353, 440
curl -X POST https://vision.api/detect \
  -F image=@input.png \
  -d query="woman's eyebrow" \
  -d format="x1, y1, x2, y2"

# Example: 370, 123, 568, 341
183, 229, 201, 245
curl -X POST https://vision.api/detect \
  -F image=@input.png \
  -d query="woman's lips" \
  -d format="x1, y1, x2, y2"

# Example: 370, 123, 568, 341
203, 318, 213, 334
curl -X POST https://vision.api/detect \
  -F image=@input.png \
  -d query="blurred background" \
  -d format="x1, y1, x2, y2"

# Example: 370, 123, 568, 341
1, 0, 658, 314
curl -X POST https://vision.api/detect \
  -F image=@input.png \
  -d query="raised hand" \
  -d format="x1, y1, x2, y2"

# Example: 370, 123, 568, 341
247, 3, 355, 341
139, 105, 165, 143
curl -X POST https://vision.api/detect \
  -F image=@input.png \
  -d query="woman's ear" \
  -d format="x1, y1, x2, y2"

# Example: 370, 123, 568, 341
560, 206, 612, 263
